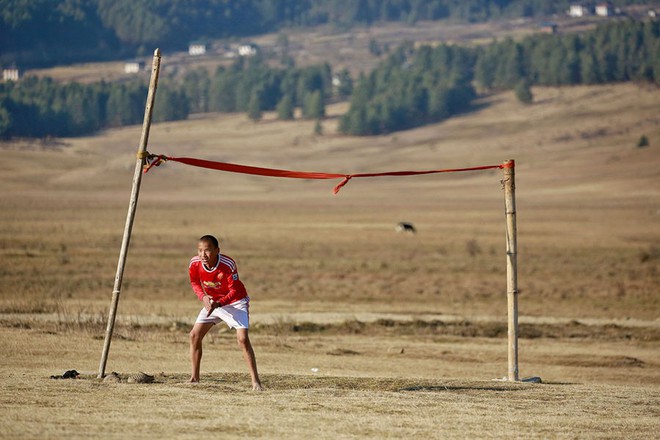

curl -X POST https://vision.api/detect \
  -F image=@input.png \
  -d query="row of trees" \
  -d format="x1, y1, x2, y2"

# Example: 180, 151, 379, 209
181, 56, 344, 121
0, 56, 344, 138
0, 77, 188, 138
1, 0, 653, 67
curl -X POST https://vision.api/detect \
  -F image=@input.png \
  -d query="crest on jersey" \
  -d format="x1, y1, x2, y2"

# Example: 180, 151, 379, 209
232, 273, 239, 281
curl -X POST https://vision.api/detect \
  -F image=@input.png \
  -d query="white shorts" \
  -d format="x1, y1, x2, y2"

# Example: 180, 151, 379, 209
195, 297, 250, 329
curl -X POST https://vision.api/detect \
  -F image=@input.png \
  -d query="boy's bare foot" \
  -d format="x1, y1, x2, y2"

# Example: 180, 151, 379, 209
188, 377, 199, 383
252, 382, 263, 391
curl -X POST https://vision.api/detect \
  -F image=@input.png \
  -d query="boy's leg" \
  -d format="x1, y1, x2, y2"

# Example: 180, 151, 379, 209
189, 322, 214, 382
236, 328, 262, 391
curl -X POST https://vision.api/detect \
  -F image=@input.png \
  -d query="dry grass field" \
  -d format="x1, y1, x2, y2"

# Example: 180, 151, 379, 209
1, 83, 659, 438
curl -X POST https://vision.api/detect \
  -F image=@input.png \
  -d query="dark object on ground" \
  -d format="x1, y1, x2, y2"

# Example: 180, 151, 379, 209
50, 369, 80, 379
395, 222, 416, 233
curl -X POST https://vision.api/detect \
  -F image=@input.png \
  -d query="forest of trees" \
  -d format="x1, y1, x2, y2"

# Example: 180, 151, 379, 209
475, 19, 660, 88
340, 18, 659, 134
0, 18, 658, 138
181, 56, 334, 118
0, 77, 188, 138
339, 44, 477, 135
0, 56, 336, 138
1, 0, 654, 67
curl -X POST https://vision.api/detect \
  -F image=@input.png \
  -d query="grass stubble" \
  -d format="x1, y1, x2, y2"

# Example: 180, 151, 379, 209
0, 83, 659, 438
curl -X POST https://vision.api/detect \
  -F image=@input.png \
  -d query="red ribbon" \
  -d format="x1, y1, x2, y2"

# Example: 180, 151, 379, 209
143, 154, 508, 194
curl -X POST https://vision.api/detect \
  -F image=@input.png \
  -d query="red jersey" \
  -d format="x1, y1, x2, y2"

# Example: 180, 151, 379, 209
188, 254, 248, 307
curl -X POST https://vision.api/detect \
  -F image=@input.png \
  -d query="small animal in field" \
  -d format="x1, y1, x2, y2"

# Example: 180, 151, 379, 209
395, 222, 416, 234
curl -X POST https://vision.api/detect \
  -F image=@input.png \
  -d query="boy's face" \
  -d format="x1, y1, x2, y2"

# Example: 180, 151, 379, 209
198, 240, 219, 267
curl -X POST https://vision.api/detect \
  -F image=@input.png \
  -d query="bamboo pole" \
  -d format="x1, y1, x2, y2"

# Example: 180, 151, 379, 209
98, 49, 161, 378
503, 159, 519, 381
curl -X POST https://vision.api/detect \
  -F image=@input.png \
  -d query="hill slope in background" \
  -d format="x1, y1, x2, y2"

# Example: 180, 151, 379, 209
1, 82, 658, 319
1, 0, 656, 67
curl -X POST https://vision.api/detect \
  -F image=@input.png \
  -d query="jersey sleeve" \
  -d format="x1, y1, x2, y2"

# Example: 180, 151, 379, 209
188, 259, 206, 301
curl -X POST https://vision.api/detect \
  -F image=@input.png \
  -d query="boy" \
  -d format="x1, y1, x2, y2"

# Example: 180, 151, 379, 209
188, 235, 262, 391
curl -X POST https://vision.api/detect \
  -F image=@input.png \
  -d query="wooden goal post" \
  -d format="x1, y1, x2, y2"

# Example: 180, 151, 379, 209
503, 159, 519, 381
98, 49, 161, 379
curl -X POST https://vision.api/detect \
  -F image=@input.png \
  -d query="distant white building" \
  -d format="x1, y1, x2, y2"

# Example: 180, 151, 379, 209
2, 67, 20, 81
568, 4, 592, 17
188, 42, 207, 56
124, 60, 145, 74
238, 43, 258, 57
595, 2, 613, 16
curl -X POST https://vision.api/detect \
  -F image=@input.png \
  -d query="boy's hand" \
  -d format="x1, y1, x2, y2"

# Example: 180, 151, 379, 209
202, 295, 213, 312
204, 296, 220, 317
206, 301, 220, 317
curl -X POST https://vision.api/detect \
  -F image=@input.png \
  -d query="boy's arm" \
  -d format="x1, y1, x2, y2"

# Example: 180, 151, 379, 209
189, 261, 214, 315
188, 263, 206, 301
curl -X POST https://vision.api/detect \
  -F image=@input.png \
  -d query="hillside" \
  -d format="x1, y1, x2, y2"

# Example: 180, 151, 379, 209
3, 0, 655, 67
23, 14, 649, 84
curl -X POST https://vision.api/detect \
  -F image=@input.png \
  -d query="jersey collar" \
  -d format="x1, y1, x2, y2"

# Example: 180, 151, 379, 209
203, 254, 221, 272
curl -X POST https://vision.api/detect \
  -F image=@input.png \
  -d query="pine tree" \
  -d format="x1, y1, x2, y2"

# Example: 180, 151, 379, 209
276, 94, 294, 120
210, 70, 238, 112
580, 52, 600, 84
247, 90, 262, 122
154, 86, 190, 122
428, 86, 449, 119
474, 50, 496, 90
105, 86, 130, 127
0, 103, 12, 139
183, 69, 210, 113
514, 80, 533, 104
369, 39, 382, 56
335, 68, 353, 98
303, 90, 325, 119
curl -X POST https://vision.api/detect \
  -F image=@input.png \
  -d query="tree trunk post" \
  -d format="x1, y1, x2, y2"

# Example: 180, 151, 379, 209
98, 49, 161, 378
503, 159, 519, 382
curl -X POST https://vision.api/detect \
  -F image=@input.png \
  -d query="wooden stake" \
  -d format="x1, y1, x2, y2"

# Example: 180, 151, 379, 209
503, 159, 519, 381
98, 49, 161, 378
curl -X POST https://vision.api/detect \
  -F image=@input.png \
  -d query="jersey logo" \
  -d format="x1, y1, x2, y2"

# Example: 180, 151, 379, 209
203, 281, 221, 289
232, 273, 239, 281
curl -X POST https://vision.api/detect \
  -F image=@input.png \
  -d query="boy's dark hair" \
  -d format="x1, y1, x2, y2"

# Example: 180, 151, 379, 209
198, 235, 219, 248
